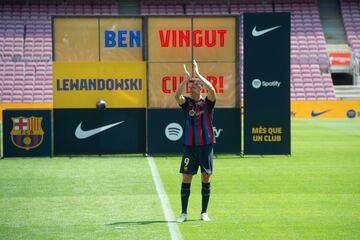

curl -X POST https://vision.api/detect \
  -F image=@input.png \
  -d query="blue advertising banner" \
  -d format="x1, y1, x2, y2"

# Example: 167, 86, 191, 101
54, 108, 146, 155
243, 13, 291, 155
2, 109, 52, 157
147, 108, 241, 154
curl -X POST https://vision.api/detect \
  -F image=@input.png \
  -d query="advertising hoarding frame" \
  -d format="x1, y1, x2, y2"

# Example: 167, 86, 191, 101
51, 15, 244, 155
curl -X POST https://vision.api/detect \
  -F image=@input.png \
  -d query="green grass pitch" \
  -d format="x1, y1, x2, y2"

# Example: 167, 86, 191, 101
0, 119, 359, 240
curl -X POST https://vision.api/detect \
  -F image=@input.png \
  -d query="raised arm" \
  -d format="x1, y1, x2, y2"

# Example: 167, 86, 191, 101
193, 60, 216, 102
175, 64, 190, 105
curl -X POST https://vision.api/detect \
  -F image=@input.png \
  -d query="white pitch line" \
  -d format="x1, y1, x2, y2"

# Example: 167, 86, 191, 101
147, 155, 183, 240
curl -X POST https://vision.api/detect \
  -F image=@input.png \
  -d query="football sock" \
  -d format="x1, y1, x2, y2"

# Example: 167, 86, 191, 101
181, 182, 191, 214
201, 182, 211, 214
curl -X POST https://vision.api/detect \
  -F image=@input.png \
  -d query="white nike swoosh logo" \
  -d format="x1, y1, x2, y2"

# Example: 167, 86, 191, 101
75, 121, 124, 139
252, 25, 281, 37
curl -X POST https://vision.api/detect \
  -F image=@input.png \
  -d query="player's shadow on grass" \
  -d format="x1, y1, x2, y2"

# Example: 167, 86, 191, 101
108, 219, 199, 225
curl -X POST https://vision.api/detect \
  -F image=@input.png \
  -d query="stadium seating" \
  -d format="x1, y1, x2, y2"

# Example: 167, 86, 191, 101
340, 0, 360, 54
274, 1, 336, 100
0, 0, 341, 102
0, 0, 118, 103
140, 1, 184, 15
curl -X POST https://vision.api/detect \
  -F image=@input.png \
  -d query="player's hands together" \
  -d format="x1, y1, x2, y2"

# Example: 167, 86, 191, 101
183, 64, 191, 80
184, 60, 200, 79
193, 59, 199, 76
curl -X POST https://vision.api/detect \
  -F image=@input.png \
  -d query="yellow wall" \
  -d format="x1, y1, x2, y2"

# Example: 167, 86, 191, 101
54, 18, 99, 61
53, 62, 147, 108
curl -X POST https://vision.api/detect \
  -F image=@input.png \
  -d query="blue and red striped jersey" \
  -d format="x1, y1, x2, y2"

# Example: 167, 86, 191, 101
180, 96, 216, 146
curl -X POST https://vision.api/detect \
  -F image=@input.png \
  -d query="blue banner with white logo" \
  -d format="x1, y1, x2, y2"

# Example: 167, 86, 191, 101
2, 109, 52, 157
147, 109, 241, 154
243, 13, 291, 155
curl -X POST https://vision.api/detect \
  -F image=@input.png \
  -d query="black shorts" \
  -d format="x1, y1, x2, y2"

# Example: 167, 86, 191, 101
179, 144, 214, 175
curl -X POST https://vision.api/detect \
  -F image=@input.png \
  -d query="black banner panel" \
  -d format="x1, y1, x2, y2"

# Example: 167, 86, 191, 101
147, 108, 241, 154
243, 13, 291, 155
2, 109, 52, 157
213, 108, 241, 153
54, 109, 146, 155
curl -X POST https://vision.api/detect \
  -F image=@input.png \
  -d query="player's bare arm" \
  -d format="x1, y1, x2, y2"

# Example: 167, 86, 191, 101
175, 64, 191, 105
193, 59, 216, 102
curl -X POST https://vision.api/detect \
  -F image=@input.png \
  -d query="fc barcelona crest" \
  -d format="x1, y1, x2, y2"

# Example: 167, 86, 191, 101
10, 116, 44, 150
